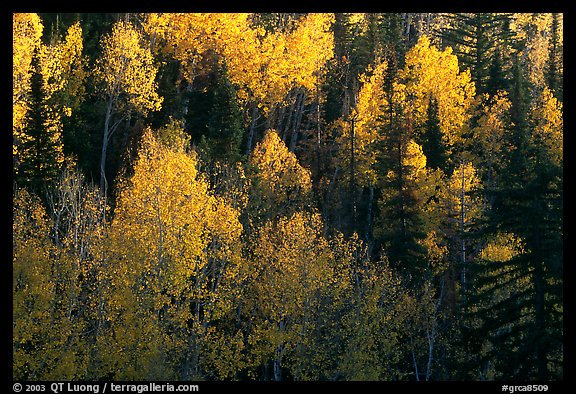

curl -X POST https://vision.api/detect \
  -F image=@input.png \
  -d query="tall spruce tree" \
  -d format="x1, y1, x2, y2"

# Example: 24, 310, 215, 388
463, 52, 562, 380
419, 96, 447, 172
546, 13, 563, 101
439, 13, 512, 96
374, 95, 428, 283
17, 49, 63, 192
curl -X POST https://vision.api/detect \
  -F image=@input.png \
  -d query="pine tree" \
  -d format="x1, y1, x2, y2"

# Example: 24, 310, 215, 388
374, 97, 429, 282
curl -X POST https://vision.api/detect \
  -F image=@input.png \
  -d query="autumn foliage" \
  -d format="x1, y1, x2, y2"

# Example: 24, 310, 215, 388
13, 13, 563, 381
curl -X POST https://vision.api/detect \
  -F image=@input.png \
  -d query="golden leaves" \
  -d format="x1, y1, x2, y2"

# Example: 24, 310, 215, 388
337, 61, 388, 187
95, 20, 162, 114
147, 13, 333, 113
13, 16, 86, 168
531, 87, 563, 166
249, 130, 312, 220
401, 35, 475, 148
480, 232, 525, 263
473, 91, 512, 167
13, 13, 43, 155
108, 128, 244, 375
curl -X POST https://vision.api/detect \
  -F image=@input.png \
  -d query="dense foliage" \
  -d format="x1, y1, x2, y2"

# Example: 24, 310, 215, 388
13, 12, 562, 381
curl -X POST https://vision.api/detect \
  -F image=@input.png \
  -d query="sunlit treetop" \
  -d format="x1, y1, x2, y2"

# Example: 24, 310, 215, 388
95, 20, 163, 115
337, 60, 388, 187
248, 129, 313, 221
530, 87, 563, 167
13, 13, 43, 155
400, 35, 476, 148
145, 13, 334, 113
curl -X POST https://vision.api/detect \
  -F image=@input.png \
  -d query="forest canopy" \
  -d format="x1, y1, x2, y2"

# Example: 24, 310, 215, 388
12, 12, 562, 381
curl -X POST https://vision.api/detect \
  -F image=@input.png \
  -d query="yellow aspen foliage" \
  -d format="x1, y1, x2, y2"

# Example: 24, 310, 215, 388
13, 188, 89, 380
337, 61, 388, 187
103, 128, 243, 379
382, 139, 427, 184
338, 261, 404, 380
530, 87, 563, 166
144, 13, 261, 94
248, 212, 335, 379
510, 13, 554, 91
40, 22, 85, 115
477, 232, 531, 306
442, 161, 485, 225
202, 328, 247, 380
95, 19, 163, 193
248, 129, 313, 221
480, 232, 525, 263
232, 13, 333, 112
325, 233, 407, 380
146, 13, 333, 114
95, 20, 163, 115
400, 35, 475, 149
13, 13, 43, 155
472, 91, 512, 175
13, 189, 54, 379
283, 13, 335, 92
403, 139, 427, 181
31, 22, 86, 170
377, 139, 429, 219
420, 230, 450, 276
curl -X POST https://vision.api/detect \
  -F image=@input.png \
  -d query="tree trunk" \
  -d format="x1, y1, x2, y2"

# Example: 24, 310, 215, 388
245, 103, 259, 155
349, 117, 357, 232
100, 100, 113, 196
289, 90, 306, 153
366, 184, 374, 254
410, 333, 420, 381
460, 158, 467, 290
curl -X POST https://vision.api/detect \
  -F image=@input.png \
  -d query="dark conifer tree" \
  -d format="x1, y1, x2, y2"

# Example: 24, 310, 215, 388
439, 13, 512, 95
419, 96, 448, 172
17, 49, 62, 192
463, 51, 563, 380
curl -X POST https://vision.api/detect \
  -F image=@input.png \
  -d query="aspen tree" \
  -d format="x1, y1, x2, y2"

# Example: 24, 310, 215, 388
94, 20, 162, 196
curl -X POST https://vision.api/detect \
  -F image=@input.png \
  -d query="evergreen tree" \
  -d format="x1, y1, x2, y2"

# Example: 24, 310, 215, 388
439, 13, 512, 95
546, 13, 563, 101
463, 55, 562, 380
419, 97, 448, 172
486, 47, 509, 97
17, 49, 63, 192
187, 66, 244, 163
374, 97, 428, 283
